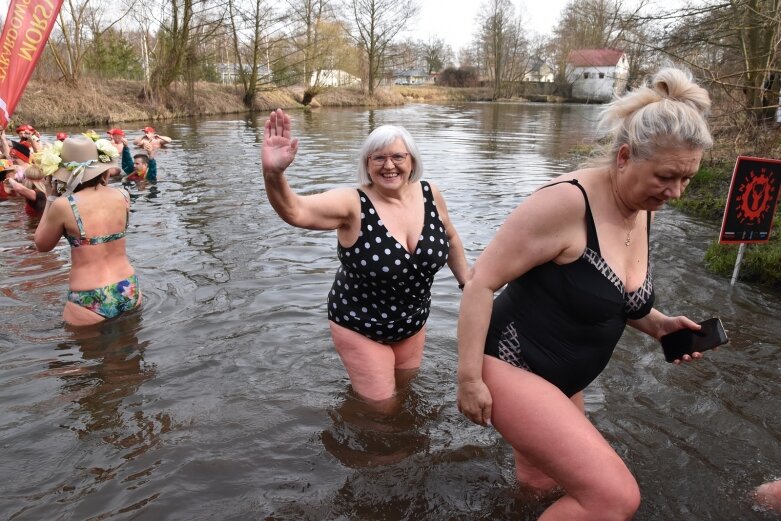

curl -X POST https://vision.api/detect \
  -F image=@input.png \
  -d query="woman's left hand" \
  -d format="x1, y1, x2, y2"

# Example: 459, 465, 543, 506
658, 314, 704, 364
630, 309, 706, 364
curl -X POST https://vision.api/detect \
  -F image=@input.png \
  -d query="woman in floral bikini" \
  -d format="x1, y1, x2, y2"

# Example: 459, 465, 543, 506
34, 137, 141, 326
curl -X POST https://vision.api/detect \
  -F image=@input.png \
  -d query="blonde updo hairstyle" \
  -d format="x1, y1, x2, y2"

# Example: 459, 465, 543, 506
592, 66, 713, 168
23, 164, 46, 193
356, 125, 423, 185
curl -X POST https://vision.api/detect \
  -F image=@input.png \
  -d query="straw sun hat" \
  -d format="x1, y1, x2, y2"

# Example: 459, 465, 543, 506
52, 137, 119, 188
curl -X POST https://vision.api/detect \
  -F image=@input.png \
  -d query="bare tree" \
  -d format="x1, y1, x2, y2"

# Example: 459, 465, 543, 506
421, 36, 453, 73
386, 38, 422, 73
660, 0, 781, 125
345, 0, 420, 95
475, 0, 529, 99
147, 0, 227, 104
49, 0, 137, 82
286, 0, 336, 96
127, 0, 158, 89
228, 0, 275, 107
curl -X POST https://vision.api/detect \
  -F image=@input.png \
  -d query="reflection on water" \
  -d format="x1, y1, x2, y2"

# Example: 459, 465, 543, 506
0, 103, 779, 520
321, 385, 434, 469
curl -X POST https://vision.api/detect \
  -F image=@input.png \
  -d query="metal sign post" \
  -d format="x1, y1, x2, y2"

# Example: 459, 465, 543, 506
729, 243, 746, 286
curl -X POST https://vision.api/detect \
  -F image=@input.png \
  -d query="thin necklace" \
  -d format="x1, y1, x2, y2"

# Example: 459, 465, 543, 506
610, 170, 638, 247
617, 207, 638, 247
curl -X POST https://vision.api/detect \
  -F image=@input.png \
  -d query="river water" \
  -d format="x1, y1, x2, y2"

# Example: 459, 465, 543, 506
1, 103, 779, 520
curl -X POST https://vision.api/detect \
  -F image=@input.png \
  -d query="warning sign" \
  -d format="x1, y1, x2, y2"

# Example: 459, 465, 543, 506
719, 156, 781, 244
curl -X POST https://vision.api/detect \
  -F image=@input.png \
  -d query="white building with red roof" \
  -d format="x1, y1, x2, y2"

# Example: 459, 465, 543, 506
565, 48, 629, 102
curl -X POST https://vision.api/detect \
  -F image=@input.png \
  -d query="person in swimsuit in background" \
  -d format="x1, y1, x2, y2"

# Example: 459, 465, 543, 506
123, 146, 157, 184
107, 128, 127, 157
0, 159, 17, 199
7, 164, 47, 217
34, 137, 140, 327
262, 108, 468, 404
133, 126, 171, 150
456, 66, 713, 520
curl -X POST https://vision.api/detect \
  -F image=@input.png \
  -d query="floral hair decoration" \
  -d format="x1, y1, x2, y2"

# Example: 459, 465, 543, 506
34, 137, 119, 196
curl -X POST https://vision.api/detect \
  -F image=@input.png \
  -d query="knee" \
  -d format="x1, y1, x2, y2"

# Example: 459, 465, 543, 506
589, 478, 641, 521
614, 480, 641, 519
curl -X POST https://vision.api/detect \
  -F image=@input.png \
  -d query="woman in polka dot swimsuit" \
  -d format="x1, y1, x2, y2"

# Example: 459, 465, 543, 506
262, 109, 469, 402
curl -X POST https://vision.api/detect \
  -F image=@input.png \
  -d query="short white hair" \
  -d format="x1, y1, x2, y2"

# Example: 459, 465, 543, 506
356, 125, 423, 185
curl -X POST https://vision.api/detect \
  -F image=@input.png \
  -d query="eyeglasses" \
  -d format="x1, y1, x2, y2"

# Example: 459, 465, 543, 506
369, 153, 410, 165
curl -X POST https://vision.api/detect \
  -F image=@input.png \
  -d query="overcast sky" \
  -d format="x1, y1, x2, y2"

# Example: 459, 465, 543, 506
405, 0, 571, 52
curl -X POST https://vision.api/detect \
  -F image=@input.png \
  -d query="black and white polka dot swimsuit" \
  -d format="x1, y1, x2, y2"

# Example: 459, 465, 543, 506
328, 181, 450, 343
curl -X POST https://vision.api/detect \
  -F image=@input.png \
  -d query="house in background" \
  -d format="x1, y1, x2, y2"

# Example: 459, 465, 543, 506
524, 57, 554, 83
394, 69, 431, 85
217, 63, 271, 84
310, 69, 361, 87
565, 48, 629, 102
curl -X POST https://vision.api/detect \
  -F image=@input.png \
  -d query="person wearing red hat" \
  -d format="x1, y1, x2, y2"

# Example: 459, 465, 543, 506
1, 127, 35, 166
107, 128, 127, 157
133, 125, 171, 149
15, 124, 42, 153
9, 141, 31, 165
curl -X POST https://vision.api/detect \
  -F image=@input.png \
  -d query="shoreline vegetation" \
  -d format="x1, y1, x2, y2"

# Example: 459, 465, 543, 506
12, 80, 780, 289
13, 80, 497, 129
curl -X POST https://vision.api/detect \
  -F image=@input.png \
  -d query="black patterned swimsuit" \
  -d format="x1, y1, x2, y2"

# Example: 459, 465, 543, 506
484, 179, 655, 397
328, 181, 450, 343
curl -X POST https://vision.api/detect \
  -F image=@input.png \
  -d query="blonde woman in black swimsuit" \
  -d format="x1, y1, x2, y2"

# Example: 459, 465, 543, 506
262, 109, 468, 403
457, 67, 714, 520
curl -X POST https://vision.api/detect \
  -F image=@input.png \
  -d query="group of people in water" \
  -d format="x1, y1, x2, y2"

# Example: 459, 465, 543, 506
1, 124, 169, 325
2, 65, 778, 518
262, 66, 780, 518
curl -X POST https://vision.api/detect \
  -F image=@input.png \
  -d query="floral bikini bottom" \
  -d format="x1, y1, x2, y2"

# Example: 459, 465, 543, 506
67, 274, 140, 319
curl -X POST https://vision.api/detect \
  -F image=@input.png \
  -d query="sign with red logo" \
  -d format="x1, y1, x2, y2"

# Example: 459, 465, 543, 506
719, 156, 781, 244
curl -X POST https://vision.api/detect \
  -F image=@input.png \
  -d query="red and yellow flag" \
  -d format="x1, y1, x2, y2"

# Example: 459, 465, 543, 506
0, 0, 63, 128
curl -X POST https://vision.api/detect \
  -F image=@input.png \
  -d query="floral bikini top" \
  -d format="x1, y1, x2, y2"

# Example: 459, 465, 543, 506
63, 190, 130, 248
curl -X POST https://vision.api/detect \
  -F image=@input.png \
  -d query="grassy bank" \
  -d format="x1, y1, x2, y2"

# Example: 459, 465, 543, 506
11, 80, 438, 129
669, 161, 781, 289
15, 80, 271, 128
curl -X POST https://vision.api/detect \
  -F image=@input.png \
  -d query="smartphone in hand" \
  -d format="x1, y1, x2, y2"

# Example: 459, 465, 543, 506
660, 317, 728, 363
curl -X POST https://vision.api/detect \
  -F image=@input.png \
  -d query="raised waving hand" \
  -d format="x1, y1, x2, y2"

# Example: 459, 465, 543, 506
262, 109, 299, 175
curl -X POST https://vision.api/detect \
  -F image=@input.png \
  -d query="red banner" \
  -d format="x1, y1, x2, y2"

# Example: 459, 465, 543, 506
0, 0, 63, 128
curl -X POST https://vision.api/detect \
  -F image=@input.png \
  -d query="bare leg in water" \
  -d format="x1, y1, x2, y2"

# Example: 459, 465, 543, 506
330, 320, 425, 413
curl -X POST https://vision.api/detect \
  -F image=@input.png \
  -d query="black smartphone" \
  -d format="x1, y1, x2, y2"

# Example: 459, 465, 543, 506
660, 317, 728, 363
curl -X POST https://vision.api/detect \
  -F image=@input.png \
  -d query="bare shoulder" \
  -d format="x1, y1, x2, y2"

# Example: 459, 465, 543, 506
422, 180, 446, 202
48, 195, 70, 216
113, 186, 131, 205
320, 186, 362, 216
521, 176, 588, 222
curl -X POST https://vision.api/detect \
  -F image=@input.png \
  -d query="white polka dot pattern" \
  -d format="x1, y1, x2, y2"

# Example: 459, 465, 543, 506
327, 181, 449, 343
